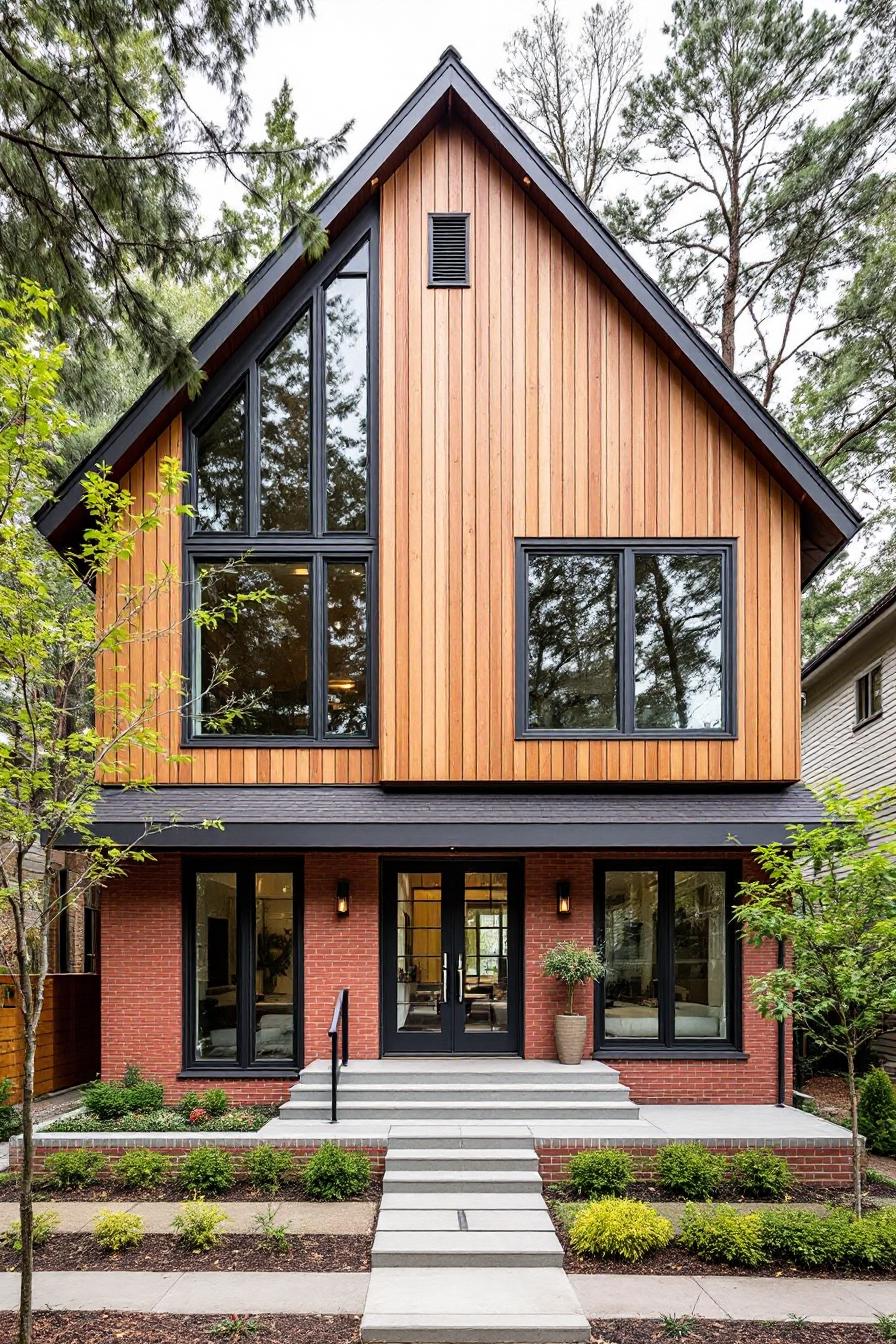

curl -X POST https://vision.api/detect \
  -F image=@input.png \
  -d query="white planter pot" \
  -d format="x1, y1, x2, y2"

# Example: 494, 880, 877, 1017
554, 1013, 587, 1065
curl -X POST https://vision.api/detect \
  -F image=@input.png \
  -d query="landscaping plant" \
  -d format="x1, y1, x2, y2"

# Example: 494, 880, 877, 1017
254, 1206, 290, 1253
82, 1068, 165, 1122
44, 1149, 105, 1191
245, 1144, 294, 1195
858, 1068, 896, 1158
541, 941, 606, 1017
112, 1148, 171, 1191
200, 1088, 231, 1117
656, 1143, 726, 1199
208, 1319, 262, 1340
679, 1203, 767, 1267
568, 1198, 673, 1261
758, 1207, 847, 1268
178, 1147, 236, 1198
0, 1078, 21, 1142
566, 1149, 633, 1198
172, 1202, 230, 1252
93, 1211, 145, 1253
729, 1149, 793, 1198
4, 1211, 59, 1254
301, 1142, 371, 1200
736, 785, 896, 1215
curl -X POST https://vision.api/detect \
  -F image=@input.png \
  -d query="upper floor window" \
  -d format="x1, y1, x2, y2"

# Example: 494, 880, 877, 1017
184, 216, 376, 745
517, 540, 734, 738
855, 664, 882, 729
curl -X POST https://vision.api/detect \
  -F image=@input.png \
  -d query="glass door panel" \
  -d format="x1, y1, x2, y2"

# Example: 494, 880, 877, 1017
603, 870, 660, 1040
254, 873, 295, 1061
461, 872, 509, 1037
395, 872, 445, 1036
673, 871, 727, 1040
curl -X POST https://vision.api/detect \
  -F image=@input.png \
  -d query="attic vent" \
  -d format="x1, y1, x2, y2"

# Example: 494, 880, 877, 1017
429, 212, 470, 287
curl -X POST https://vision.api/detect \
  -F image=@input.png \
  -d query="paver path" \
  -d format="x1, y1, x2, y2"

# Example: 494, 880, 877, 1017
0, 1199, 376, 1234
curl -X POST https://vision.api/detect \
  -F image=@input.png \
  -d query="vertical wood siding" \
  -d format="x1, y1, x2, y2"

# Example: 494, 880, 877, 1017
379, 121, 801, 783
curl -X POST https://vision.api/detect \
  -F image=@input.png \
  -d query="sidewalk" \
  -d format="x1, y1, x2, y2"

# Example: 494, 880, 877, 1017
0, 1200, 376, 1234
0, 1270, 893, 1322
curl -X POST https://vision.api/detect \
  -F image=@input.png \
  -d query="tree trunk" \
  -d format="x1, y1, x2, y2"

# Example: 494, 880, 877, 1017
846, 1049, 863, 1218
18, 1012, 36, 1344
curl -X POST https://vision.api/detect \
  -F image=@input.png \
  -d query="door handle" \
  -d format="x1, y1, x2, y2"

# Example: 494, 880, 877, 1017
442, 953, 448, 1005
457, 954, 464, 1003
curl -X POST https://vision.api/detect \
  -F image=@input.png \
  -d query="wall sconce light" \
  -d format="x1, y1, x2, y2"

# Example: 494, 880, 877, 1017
556, 880, 571, 918
336, 879, 351, 919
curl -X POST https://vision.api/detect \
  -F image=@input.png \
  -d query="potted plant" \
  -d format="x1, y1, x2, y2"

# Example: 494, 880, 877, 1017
542, 941, 605, 1065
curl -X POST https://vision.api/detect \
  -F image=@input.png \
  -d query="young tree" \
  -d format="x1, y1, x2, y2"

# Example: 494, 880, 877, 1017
496, 0, 641, 208
735, 785, 896, 1215
0, 282, 264, 1343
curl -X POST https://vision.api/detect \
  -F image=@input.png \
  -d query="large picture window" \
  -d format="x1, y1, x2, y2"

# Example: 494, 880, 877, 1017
517, 540, 734, 737
184, 213, 376, 745
595, 862, 739, 1054
184, 863, 301, 1074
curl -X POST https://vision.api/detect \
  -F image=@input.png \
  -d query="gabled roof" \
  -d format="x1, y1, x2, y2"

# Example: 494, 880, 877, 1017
36, 46, 860, 582
802, 583, 896, 682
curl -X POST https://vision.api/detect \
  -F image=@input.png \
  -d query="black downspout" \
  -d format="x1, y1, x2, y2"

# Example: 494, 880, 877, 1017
776, 938, 787, 1107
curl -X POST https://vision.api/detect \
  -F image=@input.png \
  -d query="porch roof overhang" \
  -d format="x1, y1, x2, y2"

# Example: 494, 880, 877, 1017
61, 783, 823, 851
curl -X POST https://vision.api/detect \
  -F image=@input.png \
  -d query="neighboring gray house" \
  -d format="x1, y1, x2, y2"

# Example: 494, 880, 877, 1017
802, 584, 896, 1075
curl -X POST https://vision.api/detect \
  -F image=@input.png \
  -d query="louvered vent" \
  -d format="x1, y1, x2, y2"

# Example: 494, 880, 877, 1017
429, 212, 470, 287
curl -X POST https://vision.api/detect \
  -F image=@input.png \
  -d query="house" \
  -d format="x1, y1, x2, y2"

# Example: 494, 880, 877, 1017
802, 585, 896, 1077
35, 49, 860, 1114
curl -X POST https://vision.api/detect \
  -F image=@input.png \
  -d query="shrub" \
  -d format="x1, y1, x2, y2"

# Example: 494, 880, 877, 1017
301, 1142, 370, 1200
177, 1090, 202, 1118
209, 1318, 261, 1339
843, 1209, 896, 1270
113, 1148, 171, 1190
657, 1143, 726, 1199
200, 1088, 230, 1117
541, 941, 605, 1015
0, 1077, 21, 1142
172, 1201, 229, 1252
679, 1203, 766, 1267
254, 1205, 289, 1253
82, 1067, 164, 1122
45, 1148, 105, 1190
567, 1149, 633, 1198
729, 1149, 793, 1199
245, 1144, 294, 1195
93, 1211, 145, 1252
859, 1069, 896, 1158
568, 1198, 673, 1262
178, 1146, 236, 1197
4, 1210, 59, 1253
759, 1207, 848, 1269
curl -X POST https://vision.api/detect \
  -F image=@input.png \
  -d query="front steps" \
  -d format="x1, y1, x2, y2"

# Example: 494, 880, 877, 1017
279, 1057, 640, 1124
361, 1130, 590, 1342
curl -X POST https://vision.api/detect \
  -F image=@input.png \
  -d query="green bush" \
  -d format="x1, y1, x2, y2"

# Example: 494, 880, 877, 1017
843, 1209, 896, 1270
178, 1146, 236, 1197
301, 1142, 370, 1200
82, 1067, 164, 1122
113, 1148, 171, 1190
200, 1088, 230, 1117
729, 1150, 793, 1199
0, 1077, 21, 1142
177, 1091, 202, 1117
172, 1201, 229, 1252
657, 1143, 727, 1199
4, 1210, 59, 1254
567, 1149, 633, 1198
45, 1148, 105, 1190
93, 1210, 145, 1252
254, 1205, 289, 1253
759, 1207, 848, 1268
568, 1198, 673, 1262
679, 1203, 766, 1267
859, 1069, 896, 1158
245, 1144, 294, 1195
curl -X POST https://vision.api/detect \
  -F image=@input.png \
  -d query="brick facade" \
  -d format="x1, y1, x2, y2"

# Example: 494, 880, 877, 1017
99, 848, 786, 1106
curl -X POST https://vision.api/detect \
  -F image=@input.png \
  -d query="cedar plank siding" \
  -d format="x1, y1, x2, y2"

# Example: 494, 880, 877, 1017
95, 118, 802, 787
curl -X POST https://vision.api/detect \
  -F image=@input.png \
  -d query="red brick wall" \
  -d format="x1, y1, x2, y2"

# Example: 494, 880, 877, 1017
524, 853, 596, 1057
536, 1143, 853, 1186
303, 852, 380, 1062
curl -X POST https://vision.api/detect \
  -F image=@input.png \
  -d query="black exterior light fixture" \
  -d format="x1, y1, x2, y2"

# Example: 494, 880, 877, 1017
556, 880, 571, 918
336, 879, 351, 919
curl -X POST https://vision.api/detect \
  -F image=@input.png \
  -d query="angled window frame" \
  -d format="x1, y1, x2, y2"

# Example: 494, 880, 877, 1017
180, 202, 379, 748
515, 537, 737, 740
854, 661, 883, 731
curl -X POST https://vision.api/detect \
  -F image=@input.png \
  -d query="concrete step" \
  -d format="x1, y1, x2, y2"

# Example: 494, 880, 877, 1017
376, 1209, 556, 1232
295, 1082, 631, 1102
386, 1130, 534, 1149
379, 1192, 547, 1211
371, 1230, 563, 1268
279, 1099, 637, 1121
382, 1169, 543, 1195
294, 1061, 622, 1088
385, 1148, 538, 1172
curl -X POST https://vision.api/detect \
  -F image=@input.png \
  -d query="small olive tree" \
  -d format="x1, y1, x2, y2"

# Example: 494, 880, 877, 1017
542, 940, 605, 1015
735, 785, 896, 1216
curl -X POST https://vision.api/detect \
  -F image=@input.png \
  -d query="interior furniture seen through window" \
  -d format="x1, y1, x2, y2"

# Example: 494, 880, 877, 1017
184, 865, 300, 1073
595, 863, 738, 1052
518, 540, 733, 736
185, 218, 375, 744
855, 664, 883, 729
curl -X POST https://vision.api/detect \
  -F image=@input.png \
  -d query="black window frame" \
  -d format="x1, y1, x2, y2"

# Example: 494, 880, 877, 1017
181, 203, 379, 748
594, 859, 743, 1058
57, 868, 70, 974
854, 663, 883, 730
515, 538, 736, 739
83, 900, 99, 975
181, 857, 303, 1078
428, 211, 471, 288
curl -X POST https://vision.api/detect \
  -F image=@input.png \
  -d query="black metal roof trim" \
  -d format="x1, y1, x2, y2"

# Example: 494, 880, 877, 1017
802, 583, 896, 681
35, 48, 860, 579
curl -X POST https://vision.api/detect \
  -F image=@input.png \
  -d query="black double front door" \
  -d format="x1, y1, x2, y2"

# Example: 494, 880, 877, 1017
382, 861, 522, 1055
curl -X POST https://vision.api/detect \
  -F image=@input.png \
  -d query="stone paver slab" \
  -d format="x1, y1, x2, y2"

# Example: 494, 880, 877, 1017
845, 1281, 896, 1314
571, 1274, 727, 1320
697, 1275, 883, 1322
375, 1208, 554, 1232
152, 1270, 370, 1314
278, 1201, 376, 1234
364, 1266, 588, 1318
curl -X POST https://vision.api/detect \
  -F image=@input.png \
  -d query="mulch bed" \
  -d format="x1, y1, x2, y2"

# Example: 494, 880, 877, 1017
0, 1177, 381, 1202
0, 1233, 370, 1272
0, 1314, 362, 1343
591, 1324, 884, 1343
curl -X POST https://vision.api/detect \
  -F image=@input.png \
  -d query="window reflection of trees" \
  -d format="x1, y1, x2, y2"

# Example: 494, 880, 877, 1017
634, 554, 723, 730
326, 562, 367, 735
325, 276, 368, 532
195, 393, 245, 532
260, 311, 311, 532
527, 553, 618, 729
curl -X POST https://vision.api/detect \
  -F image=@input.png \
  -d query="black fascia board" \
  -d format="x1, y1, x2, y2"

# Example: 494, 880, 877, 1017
35, 48, 859, 580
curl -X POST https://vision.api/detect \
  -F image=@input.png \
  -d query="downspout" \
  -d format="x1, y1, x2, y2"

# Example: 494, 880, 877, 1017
776, 938, 787, 1107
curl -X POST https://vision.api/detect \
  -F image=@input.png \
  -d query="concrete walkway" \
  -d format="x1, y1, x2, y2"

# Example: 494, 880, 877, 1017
0, 1199, 376, 1234
0, 1270, 893, 1323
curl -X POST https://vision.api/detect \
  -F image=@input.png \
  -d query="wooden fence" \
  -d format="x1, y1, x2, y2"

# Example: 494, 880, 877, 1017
0, 975, 100, 1102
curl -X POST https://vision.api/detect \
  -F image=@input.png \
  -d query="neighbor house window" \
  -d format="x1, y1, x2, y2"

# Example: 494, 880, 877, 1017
185, 224, 375, 744
596, 863, 737, 1052
855, 664, 882, 728
518, 540, 733, 737
184, 864, 301, 1073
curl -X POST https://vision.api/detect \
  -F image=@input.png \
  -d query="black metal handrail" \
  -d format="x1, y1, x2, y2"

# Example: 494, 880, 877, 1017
328, 988, 349, 1123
